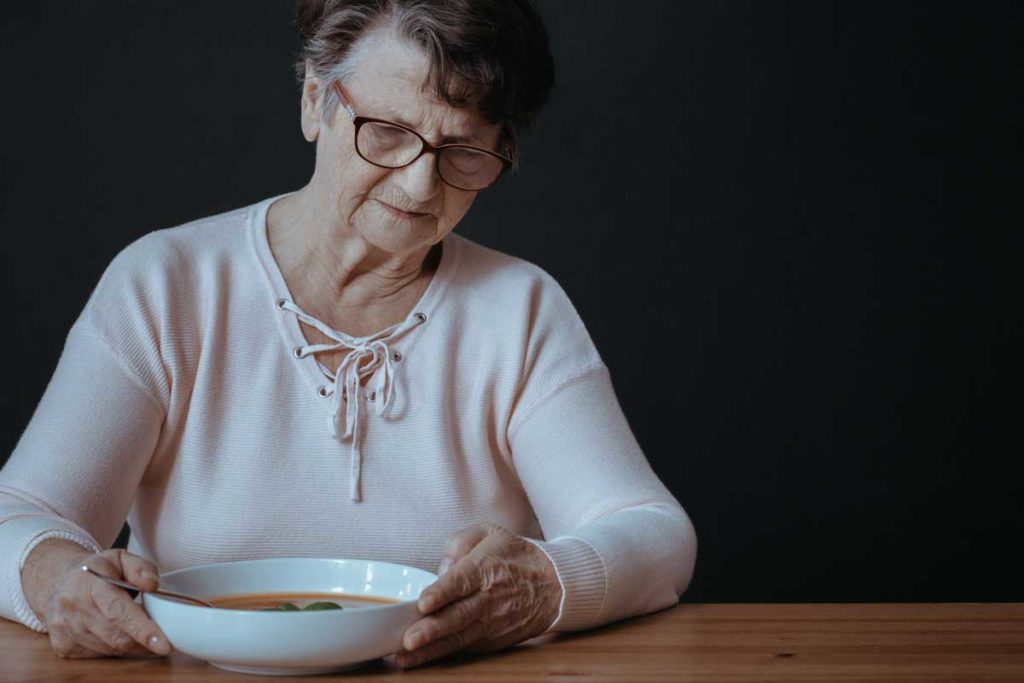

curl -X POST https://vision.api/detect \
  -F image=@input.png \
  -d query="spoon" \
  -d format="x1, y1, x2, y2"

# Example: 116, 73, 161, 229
81, 565, 215, 608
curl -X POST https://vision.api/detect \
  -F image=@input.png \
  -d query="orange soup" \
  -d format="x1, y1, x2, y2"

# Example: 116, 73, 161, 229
208, 592, 400, 611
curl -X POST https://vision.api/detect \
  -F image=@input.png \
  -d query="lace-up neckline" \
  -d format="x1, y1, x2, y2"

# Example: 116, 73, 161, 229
276, 299, 426, 501
249, 193, 459, 503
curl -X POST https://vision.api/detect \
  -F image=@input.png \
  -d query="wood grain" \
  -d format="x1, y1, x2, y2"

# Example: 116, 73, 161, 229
2, 603, 1022, 682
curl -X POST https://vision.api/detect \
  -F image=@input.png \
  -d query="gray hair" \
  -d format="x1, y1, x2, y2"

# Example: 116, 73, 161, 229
293, 0, 556, 167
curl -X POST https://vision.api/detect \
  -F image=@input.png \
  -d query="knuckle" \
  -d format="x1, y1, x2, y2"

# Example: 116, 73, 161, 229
454, 570, 475, 596
103, 596, 131, 623
483, 523, 505, 537
445, 535, 474, 557
479, 565, 499, 592
122, 551, 155, 573
420, 619, 440, 642
453, 600, 474, 627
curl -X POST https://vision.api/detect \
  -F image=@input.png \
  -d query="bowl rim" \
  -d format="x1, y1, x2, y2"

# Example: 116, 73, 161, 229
145, 556, 437, 614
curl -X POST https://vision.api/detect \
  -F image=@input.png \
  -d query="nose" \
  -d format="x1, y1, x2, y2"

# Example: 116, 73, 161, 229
390, 150, 441, 204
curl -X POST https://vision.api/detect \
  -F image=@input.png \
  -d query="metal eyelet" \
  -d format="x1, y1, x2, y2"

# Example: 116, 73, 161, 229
276, 298, 288, 310
317, 385, 329, 398
368, 391, 376, 402
414, 312, 427, 323
391, 351, 402, 362
292, 346, 304, 359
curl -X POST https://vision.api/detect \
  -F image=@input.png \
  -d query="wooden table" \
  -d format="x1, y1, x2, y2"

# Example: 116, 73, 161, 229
3, 603, 1023, 682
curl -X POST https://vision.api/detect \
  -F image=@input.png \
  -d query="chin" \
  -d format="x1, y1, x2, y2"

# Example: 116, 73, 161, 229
359, 219, 440, 255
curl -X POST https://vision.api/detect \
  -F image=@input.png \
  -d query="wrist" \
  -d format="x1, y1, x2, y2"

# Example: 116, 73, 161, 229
21, 539, 94, 624
524, 536, 607, 632
522, 537, 565, 632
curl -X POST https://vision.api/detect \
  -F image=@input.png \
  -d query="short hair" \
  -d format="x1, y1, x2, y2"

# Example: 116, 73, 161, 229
294, 0, 555, 165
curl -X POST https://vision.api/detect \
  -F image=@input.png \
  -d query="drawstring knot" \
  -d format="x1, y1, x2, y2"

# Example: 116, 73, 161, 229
277, 299, 426, 501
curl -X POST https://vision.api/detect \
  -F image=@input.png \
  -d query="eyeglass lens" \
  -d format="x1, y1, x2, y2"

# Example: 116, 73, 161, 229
357, 121, 504, 190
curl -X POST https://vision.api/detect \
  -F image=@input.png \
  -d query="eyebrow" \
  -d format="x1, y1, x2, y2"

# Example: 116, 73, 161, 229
380, 108, 483, 146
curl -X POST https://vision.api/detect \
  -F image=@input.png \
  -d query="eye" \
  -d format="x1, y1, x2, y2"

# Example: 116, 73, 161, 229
357, 122, 421, 167
365, 123, 408, 147
444, 148, 488, 173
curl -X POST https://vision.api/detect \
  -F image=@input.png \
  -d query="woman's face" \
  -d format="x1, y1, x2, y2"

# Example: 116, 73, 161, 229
304, 29, 503, 256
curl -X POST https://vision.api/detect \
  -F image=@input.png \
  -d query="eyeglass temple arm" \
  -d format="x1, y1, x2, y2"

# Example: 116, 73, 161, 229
331, 81, 357, 119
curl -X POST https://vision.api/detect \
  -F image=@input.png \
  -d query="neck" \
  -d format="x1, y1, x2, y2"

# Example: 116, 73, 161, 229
267, 186, 439, 317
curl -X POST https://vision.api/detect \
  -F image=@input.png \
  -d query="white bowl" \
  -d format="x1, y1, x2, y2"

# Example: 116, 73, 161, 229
143, 558, 436, 676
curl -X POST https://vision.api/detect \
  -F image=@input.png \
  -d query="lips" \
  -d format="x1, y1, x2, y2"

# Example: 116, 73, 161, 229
377, 200, 430, 218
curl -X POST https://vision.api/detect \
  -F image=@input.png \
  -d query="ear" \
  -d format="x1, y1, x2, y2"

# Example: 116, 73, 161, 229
300, 62, 322, 142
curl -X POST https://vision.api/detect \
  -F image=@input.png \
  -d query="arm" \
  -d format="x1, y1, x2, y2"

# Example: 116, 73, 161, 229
0, 323, 164, 631
397, 364, 696, 668
510, 364, 697, 631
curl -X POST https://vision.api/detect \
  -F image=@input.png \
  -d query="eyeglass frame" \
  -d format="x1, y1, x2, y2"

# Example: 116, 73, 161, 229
330, 81, 514, 191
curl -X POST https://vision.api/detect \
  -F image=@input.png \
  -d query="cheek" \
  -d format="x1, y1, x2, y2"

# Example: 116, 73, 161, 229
327, 156, 388, 218
437, 189, 478, 231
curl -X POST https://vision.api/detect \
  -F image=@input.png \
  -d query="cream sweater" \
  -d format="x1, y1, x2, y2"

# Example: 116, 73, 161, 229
0, 195, 697, 634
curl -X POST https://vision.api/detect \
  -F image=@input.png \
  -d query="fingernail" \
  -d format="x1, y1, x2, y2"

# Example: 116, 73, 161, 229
420, 596, 435, 613
438, 558, 452, 575
148, 635, 169, 655
141, 570, 158, 583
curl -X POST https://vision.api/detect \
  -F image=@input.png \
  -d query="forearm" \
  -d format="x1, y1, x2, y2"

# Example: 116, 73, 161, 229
21, 538, 95, 627
510, 366, 698, 631
533, 502, 697, 631
0, 322, 163, 631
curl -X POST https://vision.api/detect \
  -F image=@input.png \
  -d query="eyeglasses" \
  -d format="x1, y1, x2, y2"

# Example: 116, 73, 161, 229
331, 81, 513, 191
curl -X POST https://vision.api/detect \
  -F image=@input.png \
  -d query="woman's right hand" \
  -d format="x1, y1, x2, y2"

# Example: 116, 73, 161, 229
24, 541, 171, 659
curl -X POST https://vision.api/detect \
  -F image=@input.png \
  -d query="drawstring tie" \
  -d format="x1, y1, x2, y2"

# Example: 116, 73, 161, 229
277, 298, 426, 501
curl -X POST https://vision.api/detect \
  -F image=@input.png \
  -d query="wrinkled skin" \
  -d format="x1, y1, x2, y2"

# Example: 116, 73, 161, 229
396, 524, 563, 669
42, 548, 170, 659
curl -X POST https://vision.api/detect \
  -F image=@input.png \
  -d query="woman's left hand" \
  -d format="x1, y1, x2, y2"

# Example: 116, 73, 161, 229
396, 524, 563, 669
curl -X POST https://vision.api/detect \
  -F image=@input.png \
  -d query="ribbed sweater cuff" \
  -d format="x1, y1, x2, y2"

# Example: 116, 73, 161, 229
3, 521, 100, 633
527, 535, 607, 632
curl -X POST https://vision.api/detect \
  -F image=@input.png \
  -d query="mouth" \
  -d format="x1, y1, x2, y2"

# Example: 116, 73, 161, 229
376, 200, 431, 220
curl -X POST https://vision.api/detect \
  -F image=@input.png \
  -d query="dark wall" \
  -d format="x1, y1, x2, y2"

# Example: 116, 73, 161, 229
1, 2, 1020, 602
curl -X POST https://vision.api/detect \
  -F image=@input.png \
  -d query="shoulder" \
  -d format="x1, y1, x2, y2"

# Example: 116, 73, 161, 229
96, 202, 252, 294
76, 200, 258, 367
449, 233, 576, 317
447, 232, 604, 367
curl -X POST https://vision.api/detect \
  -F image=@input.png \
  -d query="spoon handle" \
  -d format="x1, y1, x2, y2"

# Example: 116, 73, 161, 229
80, 565, 213, 608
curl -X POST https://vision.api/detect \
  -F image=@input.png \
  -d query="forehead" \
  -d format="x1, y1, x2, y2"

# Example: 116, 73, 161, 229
341, 27, 497, 144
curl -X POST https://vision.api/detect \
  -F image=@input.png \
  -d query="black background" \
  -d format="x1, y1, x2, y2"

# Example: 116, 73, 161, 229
1, 2, 1021, 602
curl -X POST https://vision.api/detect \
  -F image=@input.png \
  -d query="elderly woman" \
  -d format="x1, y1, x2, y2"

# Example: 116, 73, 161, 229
0, 0, 696, 668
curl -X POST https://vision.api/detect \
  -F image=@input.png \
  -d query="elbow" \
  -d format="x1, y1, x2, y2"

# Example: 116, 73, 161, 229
674, 505, 698, 598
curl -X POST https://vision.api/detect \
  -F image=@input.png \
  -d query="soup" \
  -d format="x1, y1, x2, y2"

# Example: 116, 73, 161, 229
207, 592, 400, 612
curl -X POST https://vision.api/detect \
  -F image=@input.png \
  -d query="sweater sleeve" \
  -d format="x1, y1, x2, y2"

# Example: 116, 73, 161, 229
0, 323, 165, 632
510, 365, 697, 632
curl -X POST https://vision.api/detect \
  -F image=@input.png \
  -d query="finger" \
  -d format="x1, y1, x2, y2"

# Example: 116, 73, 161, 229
81, 624, 123, 657
88, 578, 171, 655
89, 550, 160, 593
50, 625, 111, 659
87, 620, 155, 658
395, 620, 488, 669
113, 550, 161, 592
403, 591, 488, 651
418, 555, 483, 614
442, 525, 493, 566
53, 643, 110, 659
464, 626, 533, 655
